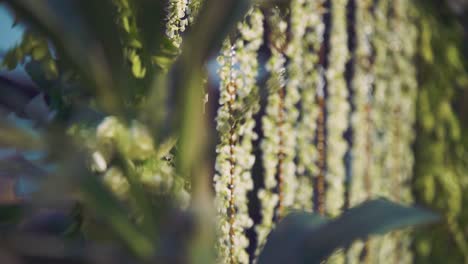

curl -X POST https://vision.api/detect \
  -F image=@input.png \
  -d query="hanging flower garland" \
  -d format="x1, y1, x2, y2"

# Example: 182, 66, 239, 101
214, 8, 264, 264
324, 0, 350, 262
188, 0, 203, 24
371, 0, 399, 262
372, 0, 392, 199
256, 7, 289, 257
165, 0, 189, 47
325, 0, 349, 217
349, 0, 374, 213
347, 0, 376, 263
280, 0, 305, 217
372, 0, 419, 262
293, 0, 325, 211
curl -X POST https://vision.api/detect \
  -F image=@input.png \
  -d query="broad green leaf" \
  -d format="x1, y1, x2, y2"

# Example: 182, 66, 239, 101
258, 199, 439, 264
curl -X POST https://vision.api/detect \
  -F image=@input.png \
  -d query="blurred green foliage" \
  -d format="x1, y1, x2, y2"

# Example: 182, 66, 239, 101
413, 1, 468, 263
0, 0, 446, 263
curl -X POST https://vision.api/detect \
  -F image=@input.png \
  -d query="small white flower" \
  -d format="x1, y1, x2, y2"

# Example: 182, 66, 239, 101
91, 151, 107, 172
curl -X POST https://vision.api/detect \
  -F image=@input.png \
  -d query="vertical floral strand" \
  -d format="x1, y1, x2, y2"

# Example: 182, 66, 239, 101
188, 0, 203, 24
166, 0, 189, 47
214, 8, 264, 264
316, 75, 327, 216
283, 0, 308, 212
316, 0, 331, 217
234, 7, 265, 263
325, 0, 349, 218
325, 0, 350, 262
346, 0, 376, 263
294, 0, 326, 211
256, 7, 288, 257
214, 41, 238, 264
374, 0, 399, 262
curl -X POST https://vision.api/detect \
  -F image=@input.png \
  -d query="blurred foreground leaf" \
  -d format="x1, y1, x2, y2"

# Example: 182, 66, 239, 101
80, 172, 154, 259
258, 199, 440, 264
4, 0, 126, 114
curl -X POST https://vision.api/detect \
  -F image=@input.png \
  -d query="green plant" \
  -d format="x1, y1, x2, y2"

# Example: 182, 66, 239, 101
0, 0, 454, 263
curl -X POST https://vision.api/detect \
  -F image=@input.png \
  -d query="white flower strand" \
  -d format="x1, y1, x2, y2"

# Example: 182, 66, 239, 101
282, 0, 310, 212
256, 8, 288, 257
325, 0, 350, 263
214, 42, 242, 264
366, 0, 393, 259
325, 0, 349, 218
349, 0, 375, 210
372, 0, 391, 200
234, 8, 265, 263
166, 0, 189, 47
371, 0, 400, 262
347, 1, 376, 263
214, 9, 264, 263
291, 0, 324, 211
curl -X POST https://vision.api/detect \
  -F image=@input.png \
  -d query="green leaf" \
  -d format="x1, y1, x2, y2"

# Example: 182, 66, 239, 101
4, 0, 126, 114
131, 0, 166, 55
80, 173, 154, 259
156, 137, 178, 159
172, 0, 252, 179
116, 153, 159, 242
258, 199, 439, 264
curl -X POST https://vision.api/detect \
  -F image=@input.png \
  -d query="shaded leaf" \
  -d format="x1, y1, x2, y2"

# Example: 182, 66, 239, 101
258, 199, 439, 264
4, 0, 126, 114
80, 172, 154, 259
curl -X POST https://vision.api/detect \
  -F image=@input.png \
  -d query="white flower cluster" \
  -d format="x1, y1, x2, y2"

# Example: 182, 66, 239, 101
370, 0, 401, 262
188, 0, 203, 24
283, 0, 306, 211
347, 1, 376, 263
256, 8, 289, 257
214, 8, 264, 264
372, 0, 392, 199
325, 0, 349, 218
294, 0, 325, 211
393, 0, 418, 206
325, 1, 349, 263
70, 117, 189, 207
166, 0, 189, 47
349, 0, 375, 207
